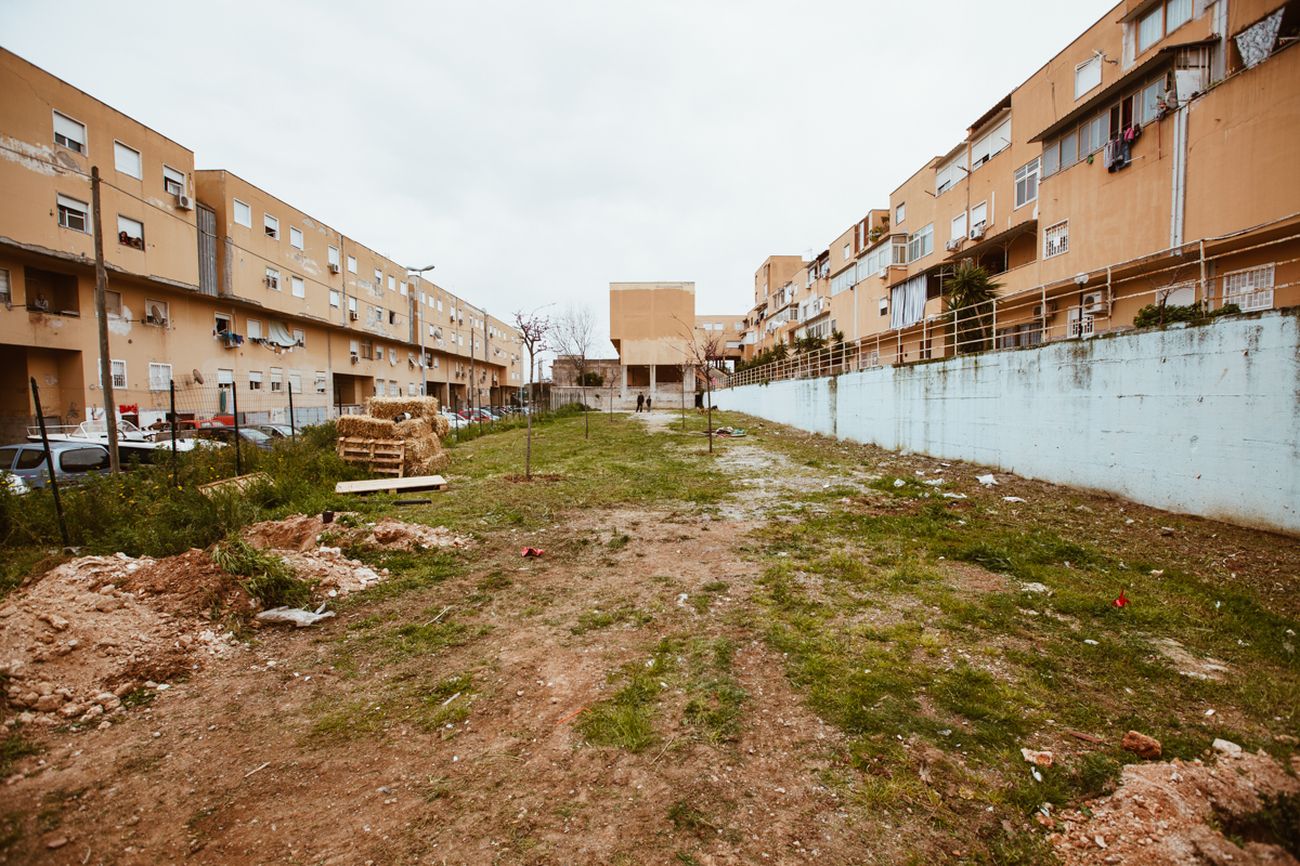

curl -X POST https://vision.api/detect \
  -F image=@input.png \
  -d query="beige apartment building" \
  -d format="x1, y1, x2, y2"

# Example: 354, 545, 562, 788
738, 0, 1299, 372
0, 48, 521, 439
607, 281, 744, 408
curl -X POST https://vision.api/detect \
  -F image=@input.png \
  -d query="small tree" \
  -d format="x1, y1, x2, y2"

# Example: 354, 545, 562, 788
555, 305, 596, 440
513, 308, 550, 479
943, 260, 1002, 355
682, 328, 725, 454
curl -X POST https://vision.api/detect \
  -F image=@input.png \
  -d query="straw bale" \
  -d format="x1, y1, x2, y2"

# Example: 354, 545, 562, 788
404, 435, 449, 474
367, 396, 441, 422
429, 415, 451, 437
336, 415, 397, 439
394, 418, 433, 440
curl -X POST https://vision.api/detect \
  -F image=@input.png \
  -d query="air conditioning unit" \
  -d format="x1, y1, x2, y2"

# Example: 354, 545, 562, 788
1082, 291, 1105, 314
1033, 300, 1058, 318
147, 314, 169, 326
174, 193, 194, 210
969, 222, 987, 240
945, 238, 962, 252
328, 263, 341, 274
349, 311, 359, 321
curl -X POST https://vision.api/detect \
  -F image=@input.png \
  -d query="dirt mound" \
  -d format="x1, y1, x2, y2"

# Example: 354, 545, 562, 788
280, 548, 386, 596
1049, 747, 1300, 865
0, 553, 240, 728
119, 548, 257, 617
363, 517, 470, 551
242, 513, 328, 552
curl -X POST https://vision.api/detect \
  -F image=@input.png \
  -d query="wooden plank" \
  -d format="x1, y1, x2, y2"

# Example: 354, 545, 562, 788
199, 471, 271, 497
334, 475, 447, 495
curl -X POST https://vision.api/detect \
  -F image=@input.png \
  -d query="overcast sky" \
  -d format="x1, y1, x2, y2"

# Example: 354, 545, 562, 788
4, 0, 1112, 353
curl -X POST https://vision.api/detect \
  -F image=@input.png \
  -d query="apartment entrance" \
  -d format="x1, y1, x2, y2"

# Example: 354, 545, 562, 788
0, 346, 86, 441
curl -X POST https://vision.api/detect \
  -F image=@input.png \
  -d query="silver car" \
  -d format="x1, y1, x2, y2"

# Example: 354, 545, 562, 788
0, 441, 111, 489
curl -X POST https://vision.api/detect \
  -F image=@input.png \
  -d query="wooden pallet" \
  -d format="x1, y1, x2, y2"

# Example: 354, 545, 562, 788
337, 437, 405, 477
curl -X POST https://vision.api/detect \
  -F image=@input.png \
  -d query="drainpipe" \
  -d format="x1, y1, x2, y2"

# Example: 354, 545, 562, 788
1169, 104, 1189, 247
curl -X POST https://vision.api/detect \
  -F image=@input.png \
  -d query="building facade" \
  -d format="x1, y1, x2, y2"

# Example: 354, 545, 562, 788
736, 0, 1299, 376
0, 47, 521, 439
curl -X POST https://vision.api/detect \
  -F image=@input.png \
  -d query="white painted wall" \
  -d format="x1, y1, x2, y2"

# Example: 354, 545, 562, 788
718, 311, 1300, 536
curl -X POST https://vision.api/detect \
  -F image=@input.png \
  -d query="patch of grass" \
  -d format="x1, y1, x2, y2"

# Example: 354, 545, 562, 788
307, 697, 389, 742
667, 800, 715, 836
0, 732, 41, 776
412, 674, 476, 732
578, 639, 679, 752
380, 619, 480, 661
211, 537, 311, 608
343, 549, 465, 604
606, 533, 631, 551
572, 605, 653, 635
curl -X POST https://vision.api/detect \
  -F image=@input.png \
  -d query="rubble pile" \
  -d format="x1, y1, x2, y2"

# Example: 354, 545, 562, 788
0, 552, 241, 729
1048, 744, 1300, 865
241, 513, 471, 554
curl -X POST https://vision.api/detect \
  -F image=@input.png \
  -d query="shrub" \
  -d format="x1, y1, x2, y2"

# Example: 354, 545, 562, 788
1133, 301, 1241, 328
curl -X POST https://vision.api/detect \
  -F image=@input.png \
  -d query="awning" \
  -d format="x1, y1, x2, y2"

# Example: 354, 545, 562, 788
948, 219, 1039, 261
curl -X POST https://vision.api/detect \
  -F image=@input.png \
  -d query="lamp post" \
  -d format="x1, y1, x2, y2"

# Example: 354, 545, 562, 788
405, 263, 435, 397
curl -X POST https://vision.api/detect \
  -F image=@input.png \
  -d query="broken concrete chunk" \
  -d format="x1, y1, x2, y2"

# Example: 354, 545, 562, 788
1212, 738, 1242, 755
255, 607, 336, 628
1121, 730, 1163, 759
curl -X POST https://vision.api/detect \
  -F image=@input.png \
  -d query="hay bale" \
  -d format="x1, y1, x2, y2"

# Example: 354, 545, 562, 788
394, 418, 433, 440
430, 415, 451, 437
336, 415, 397, 439
367, 396, 441, 422
404, 435, 449, 474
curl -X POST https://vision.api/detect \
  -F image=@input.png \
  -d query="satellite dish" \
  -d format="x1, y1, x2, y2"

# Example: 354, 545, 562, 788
192, 369, 205, 385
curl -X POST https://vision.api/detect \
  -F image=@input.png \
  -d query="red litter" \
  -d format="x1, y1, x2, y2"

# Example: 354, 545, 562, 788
521, 547, 545, 558
1113, 589, 1129, 608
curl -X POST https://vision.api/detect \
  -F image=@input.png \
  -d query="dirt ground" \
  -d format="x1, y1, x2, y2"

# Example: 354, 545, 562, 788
1, 410, 1296, 865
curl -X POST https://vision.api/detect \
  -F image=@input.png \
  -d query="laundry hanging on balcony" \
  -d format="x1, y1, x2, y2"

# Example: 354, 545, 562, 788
1235, 8, 1284, 69
266, 320, 300, 349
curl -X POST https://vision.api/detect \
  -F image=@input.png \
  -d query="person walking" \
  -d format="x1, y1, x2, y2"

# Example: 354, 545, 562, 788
646, 396, 652, 412
636, 393, 644, 413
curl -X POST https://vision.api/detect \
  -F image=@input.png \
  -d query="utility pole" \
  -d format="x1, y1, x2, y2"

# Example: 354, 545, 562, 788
91, 167, 121, 473
483, 309, 490, 409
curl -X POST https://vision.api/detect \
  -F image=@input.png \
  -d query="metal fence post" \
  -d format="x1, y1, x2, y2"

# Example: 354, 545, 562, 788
169, 379, 178, 487
231, 381, 242, 476
29, 378, 69, 547
287, 381, 297, 441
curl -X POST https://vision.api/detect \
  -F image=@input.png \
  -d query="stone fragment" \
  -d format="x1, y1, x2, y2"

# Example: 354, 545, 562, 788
1121, 730, 1163, 759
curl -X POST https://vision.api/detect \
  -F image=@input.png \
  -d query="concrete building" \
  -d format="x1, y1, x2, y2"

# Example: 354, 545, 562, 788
735, 0, 1299, 378
608, 281, 744, 409
0, 48, 521, 438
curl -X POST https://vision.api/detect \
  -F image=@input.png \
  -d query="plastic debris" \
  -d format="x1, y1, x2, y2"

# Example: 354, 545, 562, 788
521, 547, 545, 558
941, 492, 967, 500
1113, 589, 1130, 608
1021, 748, 1055, 768
976, 474, 998, 486
892, 479, 906, 488
1002, 496, 1026, 503
255, 604, 335, 628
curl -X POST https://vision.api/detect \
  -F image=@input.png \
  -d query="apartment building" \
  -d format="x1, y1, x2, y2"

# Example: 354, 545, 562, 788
0, 47, 521, 438
737, 0, 1299, 373
608, 281, 745, 408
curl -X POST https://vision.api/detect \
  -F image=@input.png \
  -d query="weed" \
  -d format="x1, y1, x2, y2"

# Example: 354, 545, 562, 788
667, 800, 715, 836
572, 605, 652, 635
606, 533, 631, 550
578, 640, 679, 752
0, 732, 40, 776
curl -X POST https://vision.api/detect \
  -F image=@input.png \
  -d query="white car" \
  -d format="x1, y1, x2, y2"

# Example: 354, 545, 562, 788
440, 412, 468, 431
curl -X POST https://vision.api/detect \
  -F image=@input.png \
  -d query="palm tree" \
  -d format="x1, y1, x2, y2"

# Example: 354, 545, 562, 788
943, 261, 1002, 355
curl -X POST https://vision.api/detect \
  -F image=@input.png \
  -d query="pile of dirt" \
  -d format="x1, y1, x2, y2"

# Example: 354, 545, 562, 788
241, 513, 328, 552
241, 513, 471, 554
0, 552, 241, 728
280, 548, 385, 596
363, 517, 471, 551
1048, 746, 1300, 865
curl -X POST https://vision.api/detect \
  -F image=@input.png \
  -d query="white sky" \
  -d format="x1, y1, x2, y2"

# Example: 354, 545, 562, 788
3, 0, 1113, 354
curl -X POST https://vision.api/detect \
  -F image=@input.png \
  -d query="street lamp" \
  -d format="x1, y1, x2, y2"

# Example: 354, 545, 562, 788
406, 264, 435, 398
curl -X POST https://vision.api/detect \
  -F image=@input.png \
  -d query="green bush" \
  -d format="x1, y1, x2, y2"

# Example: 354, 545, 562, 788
1133, 301, 1241, 328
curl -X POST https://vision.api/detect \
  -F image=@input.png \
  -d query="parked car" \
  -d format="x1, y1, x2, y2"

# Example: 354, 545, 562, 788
467, 408, 500, 422
0, 441, 111, 489
179, 425, 273, 450
439, 412, 468, 431
250, 423, 296, 439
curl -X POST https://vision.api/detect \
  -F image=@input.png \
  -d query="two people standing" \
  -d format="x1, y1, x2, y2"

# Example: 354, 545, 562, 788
635, 393, 653, 412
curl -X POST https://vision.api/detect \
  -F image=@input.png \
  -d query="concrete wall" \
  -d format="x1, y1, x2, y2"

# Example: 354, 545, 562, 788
717, 311, 1300, 535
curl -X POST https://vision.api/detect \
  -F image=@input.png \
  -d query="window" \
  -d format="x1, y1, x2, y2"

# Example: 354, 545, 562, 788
971, 117, 1012, 168
368, 304, 382, 324
387, 381, 399, 397
842, 242, 852, 261
329, 290, 340, 308
906, 223, 934, 263
950, 213, 967, 243
0, 268, 9, 304
265, 267, 280, 290
360, 340, 373, 360
1075, 55, 1103, 99
289, 227, 303, 249
233, 199, 252, 227
1015, 158, 1040, 208
1166, 0, 1191, 31
247, 319, 263, 340
292, 327, 305, 346
163, 166, 185, 196
9, 448, 45, 471
895, 203, 905, 225
388, 309, 398, 325
328, 246, 340, 268
348, 297, 358, 314
890, 275, 927, 330
110, 359, 127, 389
144, 298, 169, 325
1044, 220, 1070, 258
935, 152, 968, 195
113, 142, 142, 178
57, 194, 90, 232
315, 372, 327, 394
214, 313, 232, 334
269, 368, 283, 392
53, 111, 86, 153
117, 215, 144, 249
148, 362, 171, 391
61, 448, 110, 473
969, 202, 988, 237
1222, 264, 1275, 312
1163, 282, 1196, 307
291, 275, 305, 298
387, 275, 396, 291
248, 370, 263, 390
347, 255, 357, 273
1139, 5, 1163, 53
289, 372, 302, 393
264, 214, 279, 239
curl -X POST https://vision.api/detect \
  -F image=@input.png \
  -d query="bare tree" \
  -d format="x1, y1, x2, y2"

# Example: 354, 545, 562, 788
513, 308, 551, 479
676, 318, 726, 454
554, 305, 596, 440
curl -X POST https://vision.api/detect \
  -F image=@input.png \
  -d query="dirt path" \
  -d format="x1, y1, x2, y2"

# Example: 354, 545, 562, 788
1, 423, 876, 865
